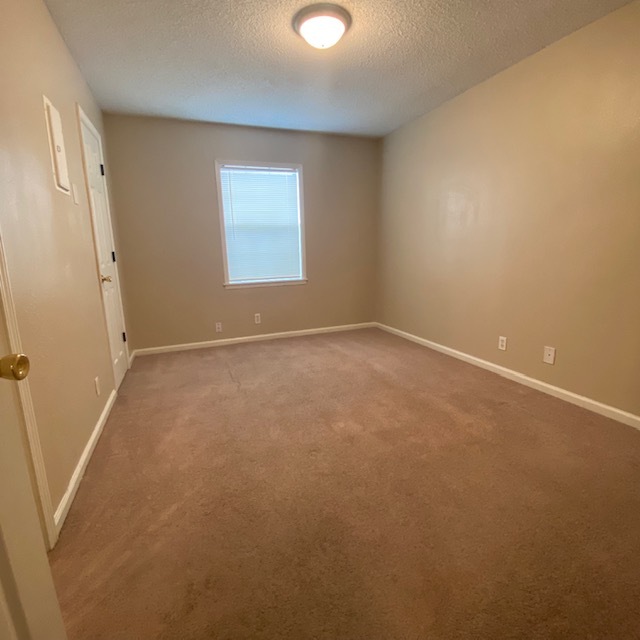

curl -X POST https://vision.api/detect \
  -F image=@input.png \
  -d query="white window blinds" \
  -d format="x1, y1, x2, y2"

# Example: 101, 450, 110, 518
217, 164, 305, 285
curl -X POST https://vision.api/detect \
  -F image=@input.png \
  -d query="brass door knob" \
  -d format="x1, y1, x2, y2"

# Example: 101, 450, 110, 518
0, 354, 30, 381
101, 274, 112, 283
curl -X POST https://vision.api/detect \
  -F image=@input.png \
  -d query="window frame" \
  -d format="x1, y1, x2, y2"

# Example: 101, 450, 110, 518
215, 160, 308, 289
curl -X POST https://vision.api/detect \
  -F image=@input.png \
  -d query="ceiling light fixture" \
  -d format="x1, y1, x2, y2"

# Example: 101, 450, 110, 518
293, 3, 352, 50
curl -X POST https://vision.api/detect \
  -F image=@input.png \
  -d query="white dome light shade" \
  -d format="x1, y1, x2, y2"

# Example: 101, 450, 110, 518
299, 15, 345, 49
293, 4, 352, 50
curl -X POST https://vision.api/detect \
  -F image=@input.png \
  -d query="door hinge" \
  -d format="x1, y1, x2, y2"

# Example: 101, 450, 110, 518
122, 332, 127, 343
100, 164, 105, 176
112, 250, 116, 262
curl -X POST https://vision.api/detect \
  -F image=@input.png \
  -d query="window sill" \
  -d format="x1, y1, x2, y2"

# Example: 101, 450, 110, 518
223, 279, 308, 290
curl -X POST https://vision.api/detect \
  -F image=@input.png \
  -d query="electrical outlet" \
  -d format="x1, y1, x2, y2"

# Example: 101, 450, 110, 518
254, 313, 261, 325
94, 376, 101, 397
543, 346, 556, 365
498, 336, 507, 351
215, 322, 222, 333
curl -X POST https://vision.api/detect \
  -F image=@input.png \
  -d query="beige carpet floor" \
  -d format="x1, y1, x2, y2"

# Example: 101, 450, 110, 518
49, 328, 640, 639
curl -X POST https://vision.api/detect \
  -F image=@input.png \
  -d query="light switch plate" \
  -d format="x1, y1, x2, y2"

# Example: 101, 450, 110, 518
43, 96, 70, 193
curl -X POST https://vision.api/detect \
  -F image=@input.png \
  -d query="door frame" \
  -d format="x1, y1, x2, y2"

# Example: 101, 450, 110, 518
0, 228, 57, 548
76, 105, 130, 385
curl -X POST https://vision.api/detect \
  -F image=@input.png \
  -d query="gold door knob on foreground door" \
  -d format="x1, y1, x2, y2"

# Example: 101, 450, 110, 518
0, 353, 30, 381
101, 275, 112, 283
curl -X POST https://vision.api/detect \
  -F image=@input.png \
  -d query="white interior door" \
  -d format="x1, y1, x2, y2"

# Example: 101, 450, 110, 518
0, 296, 68, 639
0, 585, 18, 640
78, 107, 128, 388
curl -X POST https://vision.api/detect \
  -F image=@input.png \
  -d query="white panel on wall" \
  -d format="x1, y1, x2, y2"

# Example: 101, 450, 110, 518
43, 97, 70, 193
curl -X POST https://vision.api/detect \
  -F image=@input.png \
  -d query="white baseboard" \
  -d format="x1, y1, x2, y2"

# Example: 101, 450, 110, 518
54, 389, 117, 534
376, 323, 640, 431
130, 320, 639, 430
48, 322, 639, 539
130, 322, 377, 359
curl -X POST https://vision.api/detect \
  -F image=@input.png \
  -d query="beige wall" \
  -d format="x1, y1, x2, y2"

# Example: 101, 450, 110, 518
378, 1, 640, 415
0, 0, 115, 508
104, 115, 380, 349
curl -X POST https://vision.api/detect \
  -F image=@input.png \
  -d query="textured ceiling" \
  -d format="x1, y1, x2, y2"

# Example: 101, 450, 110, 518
44, 0, 631, 136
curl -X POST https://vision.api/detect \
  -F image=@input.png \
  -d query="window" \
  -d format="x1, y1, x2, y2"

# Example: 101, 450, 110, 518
216, 162, 306, 287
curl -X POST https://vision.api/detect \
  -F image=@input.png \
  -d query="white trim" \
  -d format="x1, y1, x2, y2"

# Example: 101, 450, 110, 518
77, 105, 131, 383
297, 164, 308, 285
376, 323, 640, 431
0, 229, 57, 548
54, 390, 117, 534
214, 160, 307, 287
131, 323, 376, 358
218, 161, 302, 171
224, 278, 308, 290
